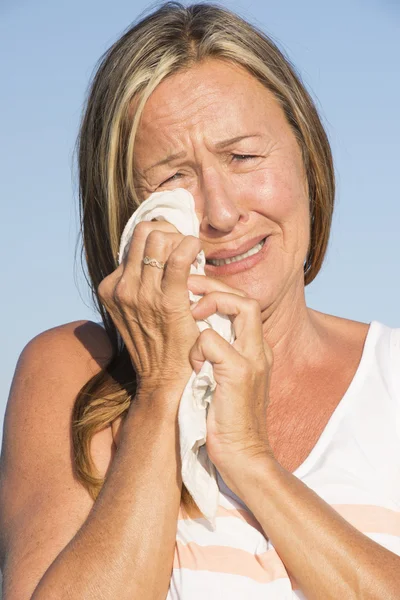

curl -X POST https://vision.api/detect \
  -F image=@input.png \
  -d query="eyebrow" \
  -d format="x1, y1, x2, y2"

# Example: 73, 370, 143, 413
143, 134, 262, 174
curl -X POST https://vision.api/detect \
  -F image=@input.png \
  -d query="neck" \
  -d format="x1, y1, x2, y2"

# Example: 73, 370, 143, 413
261, 274, 325, 381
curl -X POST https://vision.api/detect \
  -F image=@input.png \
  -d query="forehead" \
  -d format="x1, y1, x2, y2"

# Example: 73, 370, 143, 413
134, 59, 286, 143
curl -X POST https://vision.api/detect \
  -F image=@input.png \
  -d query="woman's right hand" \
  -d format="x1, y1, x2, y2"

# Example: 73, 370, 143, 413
97, 221, 202, 418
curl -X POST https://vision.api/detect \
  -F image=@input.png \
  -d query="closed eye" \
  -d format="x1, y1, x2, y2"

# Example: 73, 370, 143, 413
232, 154, 258, 161
159, 154, 258, 186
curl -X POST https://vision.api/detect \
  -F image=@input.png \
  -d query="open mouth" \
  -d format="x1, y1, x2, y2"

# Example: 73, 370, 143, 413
206, 236, 268, 266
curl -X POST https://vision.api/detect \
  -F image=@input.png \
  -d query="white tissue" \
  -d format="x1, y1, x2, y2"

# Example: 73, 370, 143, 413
118, 188, 235, 528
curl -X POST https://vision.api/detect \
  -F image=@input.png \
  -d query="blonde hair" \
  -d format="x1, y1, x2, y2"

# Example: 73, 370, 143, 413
73, 1, 335, 513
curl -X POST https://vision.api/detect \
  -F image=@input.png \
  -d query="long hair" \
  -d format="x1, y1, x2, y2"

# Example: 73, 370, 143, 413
72, 1, 335, 513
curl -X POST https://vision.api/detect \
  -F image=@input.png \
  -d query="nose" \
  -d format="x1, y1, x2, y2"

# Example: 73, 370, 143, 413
197, 165, 249, 234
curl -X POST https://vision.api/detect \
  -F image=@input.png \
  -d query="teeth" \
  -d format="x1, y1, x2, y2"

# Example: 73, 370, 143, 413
207, 237, 266, 266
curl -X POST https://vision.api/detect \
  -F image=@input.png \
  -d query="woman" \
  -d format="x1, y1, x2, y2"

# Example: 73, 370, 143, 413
1, 2, 400, 599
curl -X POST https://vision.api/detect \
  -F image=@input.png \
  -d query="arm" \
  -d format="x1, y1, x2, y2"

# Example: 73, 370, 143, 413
0, 322, 182, 600
32, 402, 181, 600
230, 455, 400, 600
32, 400, 182, 600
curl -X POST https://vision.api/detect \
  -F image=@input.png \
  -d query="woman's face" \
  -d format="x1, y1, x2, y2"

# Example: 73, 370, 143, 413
133, 58, 310, 310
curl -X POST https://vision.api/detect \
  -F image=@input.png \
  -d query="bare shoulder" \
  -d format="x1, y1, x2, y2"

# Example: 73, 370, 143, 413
0, 319, 115, 599
7, 318, 117, 476
310, 309, 370, 348
26, 318, 114, 369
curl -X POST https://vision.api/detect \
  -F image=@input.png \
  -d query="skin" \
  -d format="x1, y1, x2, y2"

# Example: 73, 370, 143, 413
133, 57, 368, 450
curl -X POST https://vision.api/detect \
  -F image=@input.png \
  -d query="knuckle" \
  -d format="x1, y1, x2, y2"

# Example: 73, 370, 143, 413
146, 229, 166, 245
97, 279, 108, 300
114, 276, 135, 305
254, 362, 267, 378
134, 221, 153, 237
135, 221, 179, 240
167, 249, 187, 268
247, 298, 261, 311
164, 222, 180, 234
97, 274, 115, 301
187, 234, 200, 245
200, 328, 215, 341
98, 266, 124, 306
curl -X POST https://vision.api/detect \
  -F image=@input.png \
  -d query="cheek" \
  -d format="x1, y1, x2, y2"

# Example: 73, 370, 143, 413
249, 164, 307, 223
248, 162, 310, 261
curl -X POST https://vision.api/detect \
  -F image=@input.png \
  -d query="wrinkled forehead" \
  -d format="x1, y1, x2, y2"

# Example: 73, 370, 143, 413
130, 59, 287, 140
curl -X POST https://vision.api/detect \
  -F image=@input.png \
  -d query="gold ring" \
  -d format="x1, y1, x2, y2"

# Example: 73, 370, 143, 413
143, 256, 165, 269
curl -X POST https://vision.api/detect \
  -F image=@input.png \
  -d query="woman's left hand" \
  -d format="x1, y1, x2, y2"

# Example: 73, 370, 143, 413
187, 274, 275, 487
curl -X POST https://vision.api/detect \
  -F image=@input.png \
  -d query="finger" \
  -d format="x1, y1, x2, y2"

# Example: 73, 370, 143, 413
190, 292, 264, 358
123, 220, 180, 279
189, 328, 241, 376
160, 235, 202, 294
187, 274, 248, 298
141, 228, 182, 282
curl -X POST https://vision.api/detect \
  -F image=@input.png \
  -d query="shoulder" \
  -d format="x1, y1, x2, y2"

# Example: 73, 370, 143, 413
7, 320, 115, 421
22, 319, 120, 446
317, 312, 400, 393
21, 319, 114, 374
6, 320, 115, 442
310, 309, 370, 351
3, 320, 116, 501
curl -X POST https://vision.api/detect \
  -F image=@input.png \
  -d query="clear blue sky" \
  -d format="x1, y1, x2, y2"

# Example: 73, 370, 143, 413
1, 0, 399, 445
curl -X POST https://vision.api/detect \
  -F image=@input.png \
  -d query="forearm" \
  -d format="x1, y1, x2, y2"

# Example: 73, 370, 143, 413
32, 396, 181, 600
230, 456, 400, 600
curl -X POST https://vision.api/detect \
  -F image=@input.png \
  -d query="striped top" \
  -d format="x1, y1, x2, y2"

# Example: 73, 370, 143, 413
165, 320, 400, 598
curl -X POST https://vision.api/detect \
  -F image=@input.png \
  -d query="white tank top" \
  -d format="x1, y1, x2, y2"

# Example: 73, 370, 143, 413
96, 319, 400, 597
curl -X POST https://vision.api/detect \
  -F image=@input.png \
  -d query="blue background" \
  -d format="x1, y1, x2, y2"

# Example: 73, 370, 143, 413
1, 0, 399, 454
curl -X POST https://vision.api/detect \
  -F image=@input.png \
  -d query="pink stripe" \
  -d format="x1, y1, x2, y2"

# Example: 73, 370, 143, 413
178, 504, 265, 535
174, 503, 400, 589
179, 503, 400, 537
173, 541, 292, 585
332, 504, 400, 535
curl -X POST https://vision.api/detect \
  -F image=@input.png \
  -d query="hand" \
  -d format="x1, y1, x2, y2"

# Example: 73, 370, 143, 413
187, 275, 274, 486
98, 222, 202, 419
